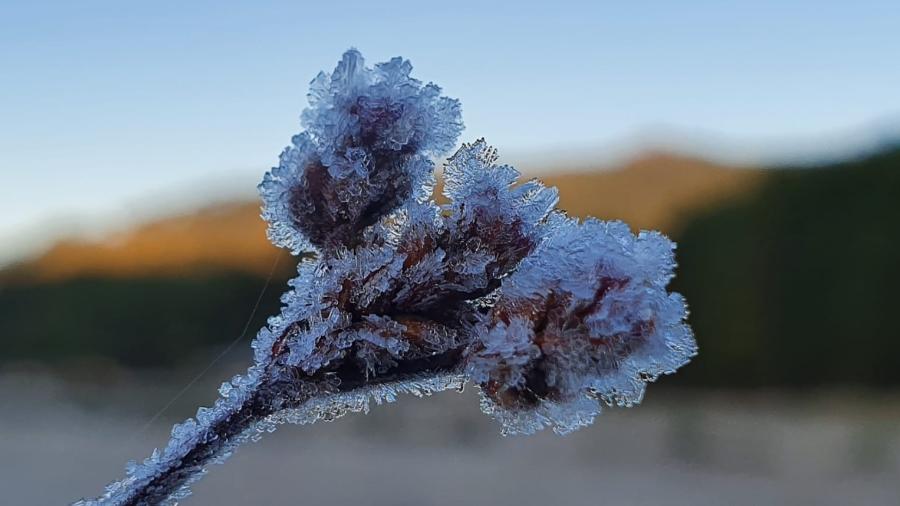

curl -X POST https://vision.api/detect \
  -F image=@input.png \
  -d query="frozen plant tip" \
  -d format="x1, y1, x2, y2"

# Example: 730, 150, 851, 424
77, 50, 696, 506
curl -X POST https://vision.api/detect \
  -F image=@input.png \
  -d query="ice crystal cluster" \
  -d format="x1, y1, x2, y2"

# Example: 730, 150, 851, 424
77, 49, 695, 506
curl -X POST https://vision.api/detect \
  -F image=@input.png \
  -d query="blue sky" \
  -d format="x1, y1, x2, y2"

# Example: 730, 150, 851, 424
1, 1, 899, 263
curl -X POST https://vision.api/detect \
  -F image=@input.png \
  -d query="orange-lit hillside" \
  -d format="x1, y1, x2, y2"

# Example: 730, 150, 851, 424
3, 152, 761, 283
10, 204, 282, 282
548, 152, 761, 234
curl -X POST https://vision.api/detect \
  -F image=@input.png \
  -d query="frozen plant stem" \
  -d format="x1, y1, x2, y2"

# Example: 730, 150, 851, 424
116, 349, 464, 506
77, 50, 696, 505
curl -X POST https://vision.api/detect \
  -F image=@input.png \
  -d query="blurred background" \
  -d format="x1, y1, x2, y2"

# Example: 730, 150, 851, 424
2, 1, 900, 504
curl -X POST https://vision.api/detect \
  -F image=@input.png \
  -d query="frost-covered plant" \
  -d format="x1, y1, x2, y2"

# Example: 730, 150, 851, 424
76, 49, 696, 506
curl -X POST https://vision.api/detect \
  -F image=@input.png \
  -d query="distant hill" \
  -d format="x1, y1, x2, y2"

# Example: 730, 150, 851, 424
549, 151, 761, 233
1, 203, 286, 284
1, 152, 759, 284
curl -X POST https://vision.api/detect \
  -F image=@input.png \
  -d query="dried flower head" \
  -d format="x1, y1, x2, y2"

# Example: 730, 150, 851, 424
467, 216, 696, 434
260, 49, 463, 253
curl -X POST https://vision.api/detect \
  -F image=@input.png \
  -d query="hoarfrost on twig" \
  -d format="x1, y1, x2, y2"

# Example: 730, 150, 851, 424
75, 49, 696, 506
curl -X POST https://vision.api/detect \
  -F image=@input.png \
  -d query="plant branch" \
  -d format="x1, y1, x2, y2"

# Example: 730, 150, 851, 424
118, 347, 464, 506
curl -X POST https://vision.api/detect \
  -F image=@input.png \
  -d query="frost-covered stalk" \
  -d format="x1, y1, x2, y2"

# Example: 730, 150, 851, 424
76, 50, 696, 506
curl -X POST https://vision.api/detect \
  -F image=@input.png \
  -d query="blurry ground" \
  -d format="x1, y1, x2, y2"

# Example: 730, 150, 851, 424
2, 369, 899, 506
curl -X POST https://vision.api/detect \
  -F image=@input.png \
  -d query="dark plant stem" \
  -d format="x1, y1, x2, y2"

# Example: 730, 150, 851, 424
121, 347, 465, 506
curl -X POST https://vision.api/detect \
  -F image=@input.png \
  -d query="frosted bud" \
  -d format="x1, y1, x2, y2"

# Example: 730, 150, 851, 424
260, 50, 463, 254
440, 140, 559, 296
466, 216, 697, 434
